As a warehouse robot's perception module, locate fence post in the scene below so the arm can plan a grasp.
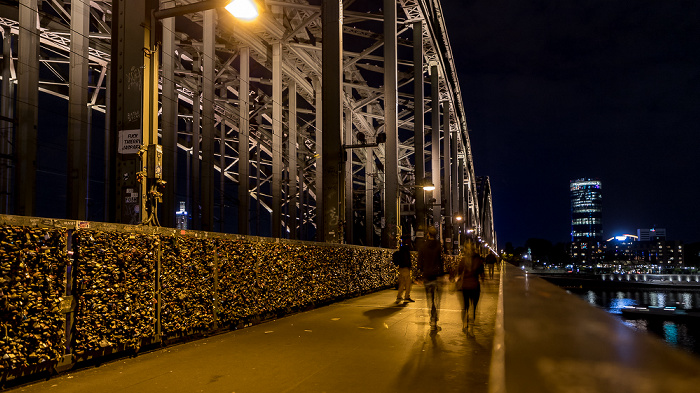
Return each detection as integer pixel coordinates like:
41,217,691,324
213,240,219,329
155,234,162,342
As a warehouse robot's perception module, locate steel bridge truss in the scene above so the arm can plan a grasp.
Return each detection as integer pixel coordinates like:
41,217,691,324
0,0,495,249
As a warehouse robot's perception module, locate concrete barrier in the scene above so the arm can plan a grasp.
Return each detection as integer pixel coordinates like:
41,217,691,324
492,264,700,393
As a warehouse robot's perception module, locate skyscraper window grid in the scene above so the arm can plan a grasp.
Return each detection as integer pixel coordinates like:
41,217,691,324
570,179,603,242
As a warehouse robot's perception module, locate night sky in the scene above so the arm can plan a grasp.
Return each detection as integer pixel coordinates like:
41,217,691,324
439,0,700,248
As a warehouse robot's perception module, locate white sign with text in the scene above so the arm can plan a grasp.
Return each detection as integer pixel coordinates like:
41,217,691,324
118,129,142,154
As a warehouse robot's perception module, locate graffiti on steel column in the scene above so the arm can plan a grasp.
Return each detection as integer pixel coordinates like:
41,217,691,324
127,111,140,123
126,66,142,91
329,207,339,228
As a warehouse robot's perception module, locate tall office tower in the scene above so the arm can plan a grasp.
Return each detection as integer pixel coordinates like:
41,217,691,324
570,178,603,242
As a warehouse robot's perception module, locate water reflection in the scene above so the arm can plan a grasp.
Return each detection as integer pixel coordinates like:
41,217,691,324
575,288,700,356
664,322,678,346
608,294,636,314
683,293,693,309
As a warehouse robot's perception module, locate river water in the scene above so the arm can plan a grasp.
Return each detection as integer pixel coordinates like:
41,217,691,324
568,288,700,356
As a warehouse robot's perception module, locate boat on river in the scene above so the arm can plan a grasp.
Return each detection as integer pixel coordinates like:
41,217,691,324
620,306,700,321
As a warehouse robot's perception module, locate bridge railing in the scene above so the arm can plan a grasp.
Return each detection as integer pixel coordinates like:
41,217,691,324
492,263,700,393
600,273,700,283
0,214,397,382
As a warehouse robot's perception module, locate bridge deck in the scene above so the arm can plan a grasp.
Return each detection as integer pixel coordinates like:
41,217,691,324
13,273,501,393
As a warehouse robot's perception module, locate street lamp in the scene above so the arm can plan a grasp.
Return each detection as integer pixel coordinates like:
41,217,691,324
225,0,259,20
154,0,259,20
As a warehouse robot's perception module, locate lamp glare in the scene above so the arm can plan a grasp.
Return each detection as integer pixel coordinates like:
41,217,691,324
225,0,259,21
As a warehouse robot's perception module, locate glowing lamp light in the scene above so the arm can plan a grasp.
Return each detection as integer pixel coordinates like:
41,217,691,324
225,0,259,21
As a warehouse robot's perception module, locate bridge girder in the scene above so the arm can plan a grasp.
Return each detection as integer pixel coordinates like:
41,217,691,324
0,0,494,248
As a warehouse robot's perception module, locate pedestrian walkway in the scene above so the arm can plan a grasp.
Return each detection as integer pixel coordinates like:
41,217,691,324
9,272,501,393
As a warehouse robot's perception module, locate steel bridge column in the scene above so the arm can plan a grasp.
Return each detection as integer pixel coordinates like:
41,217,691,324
314,76,322,241
67,0,90,219
191,54,201,230
254,122,261,235
458,156,465,241
288,80,298,239
104,64,111,222
185,119,192,223
110,0,158,224
344,99,353,244
451,128,459,248
161,17,177,228
468,177,476,231
272,42,282,238
321,1,343,243
1,28,13,214
430,65,440,230
201,10,216,232
219,85,227,232
365,145,373,247
413,21,425,241
238,47,250,235
442,102,452,251
382,0,399,249
140,1,159,225
16,0,39,216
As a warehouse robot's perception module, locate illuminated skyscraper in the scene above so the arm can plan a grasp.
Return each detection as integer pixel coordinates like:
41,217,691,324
570,178,602,242
176,201,189,230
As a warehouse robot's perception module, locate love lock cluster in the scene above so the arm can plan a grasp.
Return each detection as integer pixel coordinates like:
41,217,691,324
72,230,157,355
1,221,400,378
0,226,67,372
160,236,216,335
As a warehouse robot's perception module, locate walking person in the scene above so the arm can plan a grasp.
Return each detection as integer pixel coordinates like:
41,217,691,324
456,239,485,336
417,226,444,331
485,252,497,279
394,237,415,303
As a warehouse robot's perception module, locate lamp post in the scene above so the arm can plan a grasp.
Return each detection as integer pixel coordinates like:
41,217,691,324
140,0,258,226
422,182,435,228
454,212,464,253
411,177,434,247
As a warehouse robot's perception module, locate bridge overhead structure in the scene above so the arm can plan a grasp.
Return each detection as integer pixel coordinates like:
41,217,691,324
0,0,495,250
476,176,496,253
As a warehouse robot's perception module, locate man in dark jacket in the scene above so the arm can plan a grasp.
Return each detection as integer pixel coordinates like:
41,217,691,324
417,226,444,331
394,238,414,303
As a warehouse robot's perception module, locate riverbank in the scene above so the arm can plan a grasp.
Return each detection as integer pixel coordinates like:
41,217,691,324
533,272,700,290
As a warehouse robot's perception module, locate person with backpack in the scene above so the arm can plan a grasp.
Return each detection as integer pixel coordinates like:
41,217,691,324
393,237,414,304
417,226,444,331
485,252,497,279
